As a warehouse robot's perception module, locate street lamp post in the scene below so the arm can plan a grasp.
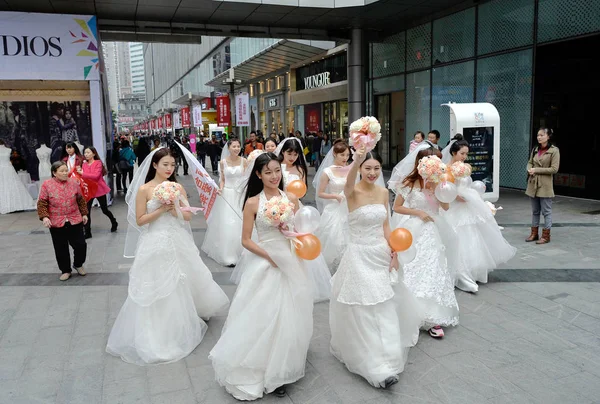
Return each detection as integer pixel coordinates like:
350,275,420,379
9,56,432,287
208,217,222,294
222,68,242,140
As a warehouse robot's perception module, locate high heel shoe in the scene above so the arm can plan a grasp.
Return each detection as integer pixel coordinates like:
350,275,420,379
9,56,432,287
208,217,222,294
111,220,119,232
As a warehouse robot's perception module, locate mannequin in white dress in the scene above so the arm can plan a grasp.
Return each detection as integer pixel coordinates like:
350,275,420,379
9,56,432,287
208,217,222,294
36,144,52,182
0,141,35,214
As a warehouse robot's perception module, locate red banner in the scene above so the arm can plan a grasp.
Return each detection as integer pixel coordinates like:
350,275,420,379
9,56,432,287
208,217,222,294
304,103,321,133
164,113,172,129
216,95,230,127
150,120,155,130
181,107,191,128
157,117,163,129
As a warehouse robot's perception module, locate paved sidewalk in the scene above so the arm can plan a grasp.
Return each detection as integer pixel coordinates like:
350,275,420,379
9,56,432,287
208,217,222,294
0,167,599,403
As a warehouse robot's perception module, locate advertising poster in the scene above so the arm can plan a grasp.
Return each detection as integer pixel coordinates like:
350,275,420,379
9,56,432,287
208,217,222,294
181,107,191,128
463,126,494,192
235,92,250,127
304,103,321,133
192,105,203,128
216,95,230,127
0,101,92,180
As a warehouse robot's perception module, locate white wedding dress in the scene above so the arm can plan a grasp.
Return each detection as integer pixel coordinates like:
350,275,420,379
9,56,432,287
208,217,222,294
394,186,459,329
0,146,35,214
330,204,422,387
201,159,244,266
315,167,349,272
210,190,313,401
106,199,230,366
445,184,517,292
282,165,332,302
36,145,52,182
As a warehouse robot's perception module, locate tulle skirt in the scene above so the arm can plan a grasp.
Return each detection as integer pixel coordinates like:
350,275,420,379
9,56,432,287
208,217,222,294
106,225,230,366
316,199,349,272
210,235,313,401
330,241,421,387
399,221,459,329
201,186,243,266
444,189,517,292
0,165,35,214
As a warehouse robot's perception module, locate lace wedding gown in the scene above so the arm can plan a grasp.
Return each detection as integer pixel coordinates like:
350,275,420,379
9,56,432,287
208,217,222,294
282,165,332,302
0,146,35,214
201,159,244,266
330,204,422,387
394,186,459,329
315,167,349,271
210,190,313,401
445,184,516,292
106,199,230,365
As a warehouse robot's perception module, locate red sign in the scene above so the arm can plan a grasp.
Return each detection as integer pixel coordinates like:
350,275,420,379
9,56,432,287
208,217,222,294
304,103,321,133
181,107,191,128
150,120,155,130
216,95,230,127
165,113,172,129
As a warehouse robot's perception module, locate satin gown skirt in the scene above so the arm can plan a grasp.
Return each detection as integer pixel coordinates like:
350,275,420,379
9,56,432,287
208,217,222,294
201,186,244,266
106,203,230,366
0,163,35,214
316,198,349,273
210,235,314,401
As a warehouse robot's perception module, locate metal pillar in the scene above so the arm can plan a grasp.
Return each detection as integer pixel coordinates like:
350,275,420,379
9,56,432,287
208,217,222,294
348,28,366,123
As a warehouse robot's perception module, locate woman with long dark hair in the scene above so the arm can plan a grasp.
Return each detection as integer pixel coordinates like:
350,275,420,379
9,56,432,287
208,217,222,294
330,146,421,388
274,137,332,302
78,146,118,238
441,135,516,292
107,147,229,365
61,142,84,175
210,152,313,400
275,137,308,186
389,143,459,338
201,138,247,266
525,127,560,244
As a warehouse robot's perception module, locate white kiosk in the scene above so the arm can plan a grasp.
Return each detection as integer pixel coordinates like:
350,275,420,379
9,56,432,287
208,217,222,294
442,102,500,202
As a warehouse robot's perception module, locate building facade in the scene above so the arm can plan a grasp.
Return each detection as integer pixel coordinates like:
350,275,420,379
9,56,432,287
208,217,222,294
129,43,145,95
367,0,600,199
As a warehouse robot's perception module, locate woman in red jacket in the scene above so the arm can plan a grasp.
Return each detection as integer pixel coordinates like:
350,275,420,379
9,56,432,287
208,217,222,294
77,146,118,238
61,143,84,175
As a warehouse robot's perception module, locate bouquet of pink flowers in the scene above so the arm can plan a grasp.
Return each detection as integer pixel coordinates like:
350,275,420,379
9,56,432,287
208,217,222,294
417,155,446,183
263,196,295,227
247,149,265,164
153,181,183,205
450,161,472,179
349,116,382,152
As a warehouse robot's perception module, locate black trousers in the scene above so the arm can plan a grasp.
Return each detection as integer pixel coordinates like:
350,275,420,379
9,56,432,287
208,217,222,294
114,164,122,190
210,155,219,172
85,195,116,235
197,153,206,167
182,157,189,175
121,167,134,190
49,222,87,274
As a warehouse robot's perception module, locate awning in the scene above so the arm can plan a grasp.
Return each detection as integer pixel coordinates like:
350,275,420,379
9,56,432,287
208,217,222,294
205,39,328,89
171,92,211,106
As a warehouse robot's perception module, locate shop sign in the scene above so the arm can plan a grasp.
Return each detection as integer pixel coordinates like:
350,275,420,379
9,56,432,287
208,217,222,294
216,95,230,127
181,107,191,128
192,105,203,127
0,12,99,80
303,72,331,90
173,112,182,129
236,92,250,127
268,98,278,108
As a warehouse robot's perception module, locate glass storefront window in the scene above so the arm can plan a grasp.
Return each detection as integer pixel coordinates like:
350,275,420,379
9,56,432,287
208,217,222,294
405,70,431,148
538,0,600,43
339,101,348,137
249,84,255,97
407,23,432,71
372,31,406,78
433,8,475,64
477,0,534,56
287,108,295,135
431,61,475,145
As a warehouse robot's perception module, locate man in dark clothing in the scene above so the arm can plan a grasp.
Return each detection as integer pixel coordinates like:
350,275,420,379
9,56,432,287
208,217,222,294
181,137,191,175
208,135,222,174
312,131,323,170
196,135,208,168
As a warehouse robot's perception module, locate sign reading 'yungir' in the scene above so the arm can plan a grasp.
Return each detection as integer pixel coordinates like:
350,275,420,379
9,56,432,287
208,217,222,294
303,72,331,90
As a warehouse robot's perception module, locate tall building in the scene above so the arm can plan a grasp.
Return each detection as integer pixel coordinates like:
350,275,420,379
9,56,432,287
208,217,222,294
129,42,145,95
101,42,119,112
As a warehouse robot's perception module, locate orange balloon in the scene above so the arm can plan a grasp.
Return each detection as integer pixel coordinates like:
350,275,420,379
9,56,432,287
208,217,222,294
390,228,413,252
295,234,321,260
287,180,307,198
441,172,455,183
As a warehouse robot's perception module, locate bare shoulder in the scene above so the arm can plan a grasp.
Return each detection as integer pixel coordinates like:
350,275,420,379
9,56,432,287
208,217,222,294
244,195,259,212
